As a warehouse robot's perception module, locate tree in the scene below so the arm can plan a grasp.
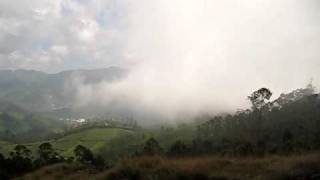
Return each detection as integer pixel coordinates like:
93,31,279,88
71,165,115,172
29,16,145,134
0,152,9,179
142,137,162,155
92,155,105,170
8,145,32,175
38,143,54,161
74,145,94,164
36,142,62,166
10,145,31,158
248,88,272,110
167,140,188,156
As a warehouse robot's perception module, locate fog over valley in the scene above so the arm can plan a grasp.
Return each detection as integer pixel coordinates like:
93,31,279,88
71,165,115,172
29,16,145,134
1,0,320,124
1,1,320,179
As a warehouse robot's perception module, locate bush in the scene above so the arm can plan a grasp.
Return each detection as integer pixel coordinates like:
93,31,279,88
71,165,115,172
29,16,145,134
142,137,163,155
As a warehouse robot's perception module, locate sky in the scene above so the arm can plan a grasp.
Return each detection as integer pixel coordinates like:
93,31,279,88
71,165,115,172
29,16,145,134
1,0,320,122
0,0,128,72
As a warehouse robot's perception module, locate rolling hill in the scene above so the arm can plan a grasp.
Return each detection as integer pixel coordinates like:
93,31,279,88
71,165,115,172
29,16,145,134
0,67,127,117
0,127,137,161
0,101,66,142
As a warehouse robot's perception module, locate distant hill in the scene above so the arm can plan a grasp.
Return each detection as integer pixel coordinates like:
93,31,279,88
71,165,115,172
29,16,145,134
0,67,128,142
0,100,66,142
0,67,128,117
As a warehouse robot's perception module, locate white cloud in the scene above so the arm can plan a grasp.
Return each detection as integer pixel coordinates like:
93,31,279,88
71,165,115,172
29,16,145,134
74,0,320,123
0,0,125,72
51,45,69,56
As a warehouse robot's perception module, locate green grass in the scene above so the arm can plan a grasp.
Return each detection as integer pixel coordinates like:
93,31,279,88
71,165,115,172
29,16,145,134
0,127,134,158
0,140,13,156
7,111,24,120
0,124,196,162
52,128,133,156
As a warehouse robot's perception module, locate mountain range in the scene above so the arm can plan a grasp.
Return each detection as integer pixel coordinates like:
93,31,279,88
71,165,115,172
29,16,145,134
0,67,127,118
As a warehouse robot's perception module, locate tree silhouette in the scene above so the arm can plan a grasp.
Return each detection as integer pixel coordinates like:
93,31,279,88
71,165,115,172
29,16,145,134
35,142,62,166
0,152,9,179
248,88,272,110
10,145,31,158
143,137,162,155
167,140,188,156
74,145,94,164
38,143,54,161
8,145,32,175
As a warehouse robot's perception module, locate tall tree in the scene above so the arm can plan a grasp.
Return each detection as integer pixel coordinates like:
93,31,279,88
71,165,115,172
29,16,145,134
8,145,32,175
248,88,272,110
74,145,94,164
35,142,62,166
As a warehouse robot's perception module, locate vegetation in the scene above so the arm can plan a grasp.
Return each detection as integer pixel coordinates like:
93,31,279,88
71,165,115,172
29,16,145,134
0,143,105,179
1,84,320,179
0,101,65,143
142,137,163,156
0,68,127,117
0,128,135,159
193,85,320,156
17,153,320,180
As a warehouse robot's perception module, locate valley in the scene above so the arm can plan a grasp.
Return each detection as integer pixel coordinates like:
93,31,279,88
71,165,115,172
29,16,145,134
0,69,319,179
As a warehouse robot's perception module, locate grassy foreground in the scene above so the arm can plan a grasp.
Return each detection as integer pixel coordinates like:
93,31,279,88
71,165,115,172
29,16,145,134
17,152,320,180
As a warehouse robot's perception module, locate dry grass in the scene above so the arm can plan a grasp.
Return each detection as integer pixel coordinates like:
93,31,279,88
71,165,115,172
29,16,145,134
100,153,320,180
15,163,97,180
17,153,320,180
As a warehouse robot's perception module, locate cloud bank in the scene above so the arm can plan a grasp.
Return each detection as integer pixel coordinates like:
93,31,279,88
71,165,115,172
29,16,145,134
1,0,320,123
0,0,128,72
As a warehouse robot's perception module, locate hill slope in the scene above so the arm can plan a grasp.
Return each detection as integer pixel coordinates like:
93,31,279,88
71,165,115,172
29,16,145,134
0,67,127,117
0,127,135,160
0,100,66,142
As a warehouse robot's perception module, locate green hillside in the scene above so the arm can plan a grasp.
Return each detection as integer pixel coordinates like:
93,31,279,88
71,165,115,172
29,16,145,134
0,140,13,155
0,110,65,142
0,128,136,160
53,128,133,156
0,123,198,162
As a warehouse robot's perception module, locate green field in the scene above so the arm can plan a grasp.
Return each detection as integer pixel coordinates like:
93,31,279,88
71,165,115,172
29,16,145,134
0,127,135,158
0,124,197,163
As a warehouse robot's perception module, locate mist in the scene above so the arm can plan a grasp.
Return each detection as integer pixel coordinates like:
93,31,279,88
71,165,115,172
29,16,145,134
68,0,320,124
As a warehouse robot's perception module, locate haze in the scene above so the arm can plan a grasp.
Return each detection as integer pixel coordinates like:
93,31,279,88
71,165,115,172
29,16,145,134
1,0,320,123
